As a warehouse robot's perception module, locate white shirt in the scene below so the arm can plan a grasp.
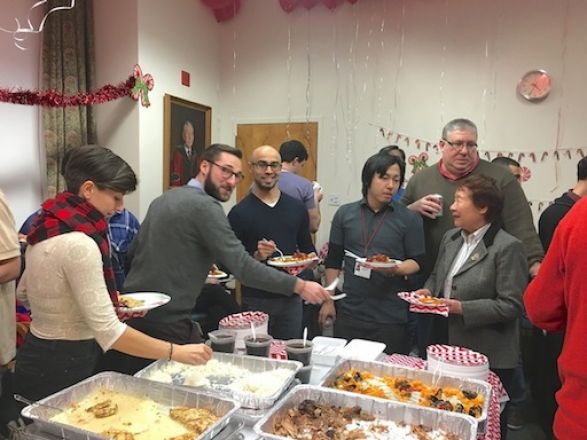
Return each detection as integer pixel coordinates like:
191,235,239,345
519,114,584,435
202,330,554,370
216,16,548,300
17,232,126,350
443,223,492,299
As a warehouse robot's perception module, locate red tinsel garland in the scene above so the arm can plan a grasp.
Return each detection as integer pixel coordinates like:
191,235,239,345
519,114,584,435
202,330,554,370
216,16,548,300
0,77,136,107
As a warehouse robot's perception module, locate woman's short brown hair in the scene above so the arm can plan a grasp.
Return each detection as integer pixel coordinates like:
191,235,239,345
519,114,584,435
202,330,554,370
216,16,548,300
457,174,503,223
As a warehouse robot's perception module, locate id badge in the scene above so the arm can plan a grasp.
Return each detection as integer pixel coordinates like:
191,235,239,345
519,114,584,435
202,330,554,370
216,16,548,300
354,261,371,279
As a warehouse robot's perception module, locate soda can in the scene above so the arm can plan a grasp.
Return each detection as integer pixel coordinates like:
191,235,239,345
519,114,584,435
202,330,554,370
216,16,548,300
430,193,443,217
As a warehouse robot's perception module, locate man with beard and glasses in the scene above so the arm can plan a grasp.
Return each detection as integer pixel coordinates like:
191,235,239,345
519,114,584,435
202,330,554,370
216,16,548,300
109,144,331,374
228,146,317,340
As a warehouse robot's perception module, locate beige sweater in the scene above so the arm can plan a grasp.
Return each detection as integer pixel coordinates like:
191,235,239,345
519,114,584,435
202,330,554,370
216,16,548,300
18,232,126,351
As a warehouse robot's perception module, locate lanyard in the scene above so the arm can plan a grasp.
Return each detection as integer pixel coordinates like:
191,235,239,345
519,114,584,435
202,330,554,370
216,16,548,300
360,205,388,256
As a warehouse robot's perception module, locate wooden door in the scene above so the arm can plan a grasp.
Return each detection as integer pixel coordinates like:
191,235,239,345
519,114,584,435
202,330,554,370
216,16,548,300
235,122,318,202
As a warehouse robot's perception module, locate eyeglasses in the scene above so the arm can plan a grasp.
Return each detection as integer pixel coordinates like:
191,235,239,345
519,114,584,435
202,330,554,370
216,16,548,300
442,139,478,150
208,161,244,182
251,161,281,171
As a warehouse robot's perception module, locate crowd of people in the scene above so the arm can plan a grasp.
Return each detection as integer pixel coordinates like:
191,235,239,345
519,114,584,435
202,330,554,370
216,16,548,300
1,117,585,440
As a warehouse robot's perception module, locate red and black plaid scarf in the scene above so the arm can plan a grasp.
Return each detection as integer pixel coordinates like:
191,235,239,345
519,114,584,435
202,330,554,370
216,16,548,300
27,192,119,306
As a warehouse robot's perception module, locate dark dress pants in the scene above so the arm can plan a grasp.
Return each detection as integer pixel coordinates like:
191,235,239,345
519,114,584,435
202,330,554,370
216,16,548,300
241,294,303,341
333,313,409,355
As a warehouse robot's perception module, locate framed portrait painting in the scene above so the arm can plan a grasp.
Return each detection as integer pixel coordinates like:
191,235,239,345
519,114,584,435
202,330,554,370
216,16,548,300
163,94,211,190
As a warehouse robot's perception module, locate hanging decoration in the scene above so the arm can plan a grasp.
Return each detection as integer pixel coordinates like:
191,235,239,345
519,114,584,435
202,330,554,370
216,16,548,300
0,65,154,108
371,123,587,164
407,152,429,175
0,0,77,50
130,65,154,107
279,0,359,14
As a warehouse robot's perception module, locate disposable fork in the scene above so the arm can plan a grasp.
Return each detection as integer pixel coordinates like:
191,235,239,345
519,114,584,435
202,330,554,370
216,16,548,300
263,238,284,258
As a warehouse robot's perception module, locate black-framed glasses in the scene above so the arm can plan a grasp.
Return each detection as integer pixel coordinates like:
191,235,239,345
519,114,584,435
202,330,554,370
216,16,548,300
251,161,281,171
209,161,244,182
442,139,478,150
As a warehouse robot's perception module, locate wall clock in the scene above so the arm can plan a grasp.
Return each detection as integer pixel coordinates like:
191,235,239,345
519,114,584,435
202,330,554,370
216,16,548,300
517,69,552,101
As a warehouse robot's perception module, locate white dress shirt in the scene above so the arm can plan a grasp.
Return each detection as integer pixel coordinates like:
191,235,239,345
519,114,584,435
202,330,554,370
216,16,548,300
443,223,492,299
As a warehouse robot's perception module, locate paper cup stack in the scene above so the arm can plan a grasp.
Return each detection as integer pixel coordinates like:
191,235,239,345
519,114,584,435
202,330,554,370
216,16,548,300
218,311,269,350
426,344,489,381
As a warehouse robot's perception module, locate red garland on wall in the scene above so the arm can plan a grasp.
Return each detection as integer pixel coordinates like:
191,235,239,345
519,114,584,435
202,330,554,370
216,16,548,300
200,0,359,22
0,65,154,108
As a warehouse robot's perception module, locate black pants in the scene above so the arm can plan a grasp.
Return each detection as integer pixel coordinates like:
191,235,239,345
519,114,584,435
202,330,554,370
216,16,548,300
529,327,563,440
241,295,303,341
334,313,409,355
98,317,202,375
492,368,515,440
13,333,101,402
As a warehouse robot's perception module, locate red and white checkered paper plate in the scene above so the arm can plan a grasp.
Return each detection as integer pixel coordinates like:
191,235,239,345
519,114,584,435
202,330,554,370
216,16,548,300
219,311,269,350
219,311,268,329
427,344,489,366
383,353,507,440
397,291,449,317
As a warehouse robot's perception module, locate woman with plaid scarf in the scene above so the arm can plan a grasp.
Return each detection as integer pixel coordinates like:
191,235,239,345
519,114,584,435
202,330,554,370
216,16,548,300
13,145,212,403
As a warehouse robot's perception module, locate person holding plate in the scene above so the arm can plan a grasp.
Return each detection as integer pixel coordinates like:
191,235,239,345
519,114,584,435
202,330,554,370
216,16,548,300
228,145,316,340
13,145,213,403
415,174,527,439
319,153,425,354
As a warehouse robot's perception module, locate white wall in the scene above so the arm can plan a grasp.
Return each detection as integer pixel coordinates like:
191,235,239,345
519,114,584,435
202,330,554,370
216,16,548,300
135,0,222,217
0,1,43,226
94,0,140,215
217,0,587,245
3,0,586,239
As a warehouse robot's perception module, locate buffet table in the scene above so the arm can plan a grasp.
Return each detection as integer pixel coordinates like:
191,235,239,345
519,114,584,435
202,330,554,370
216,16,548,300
20,350,507,440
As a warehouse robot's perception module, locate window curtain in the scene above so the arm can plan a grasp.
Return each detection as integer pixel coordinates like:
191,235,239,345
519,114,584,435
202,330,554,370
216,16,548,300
42,0,96,198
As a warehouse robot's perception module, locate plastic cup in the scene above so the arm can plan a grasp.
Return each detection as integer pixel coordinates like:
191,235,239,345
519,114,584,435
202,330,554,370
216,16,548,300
285,339,313,366
295,365,312,384
208,330,236,353
244,334,273,357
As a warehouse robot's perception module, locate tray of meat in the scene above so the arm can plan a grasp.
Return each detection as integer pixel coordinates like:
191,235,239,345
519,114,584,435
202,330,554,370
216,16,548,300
254,385,477,440
319,359,491,434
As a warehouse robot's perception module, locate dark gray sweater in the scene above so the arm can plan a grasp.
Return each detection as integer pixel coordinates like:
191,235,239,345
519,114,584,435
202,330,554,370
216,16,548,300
123,186,296,323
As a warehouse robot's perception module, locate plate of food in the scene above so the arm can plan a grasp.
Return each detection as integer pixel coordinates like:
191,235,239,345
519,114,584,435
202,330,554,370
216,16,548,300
208,264,228,279
118,292,171,313
267,252,319,268
356,254,402,268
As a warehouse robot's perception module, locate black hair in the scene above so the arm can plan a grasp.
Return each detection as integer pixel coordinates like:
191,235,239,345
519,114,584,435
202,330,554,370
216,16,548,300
361,153,405,198
279,140,309,163
379,145,406,163
64,145,137,195
491,156,521,168
577,156,587,181
457,174,503,223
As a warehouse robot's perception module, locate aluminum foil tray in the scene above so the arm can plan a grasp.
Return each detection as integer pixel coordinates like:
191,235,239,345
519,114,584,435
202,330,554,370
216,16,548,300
254,385,477,440
319,359,491,434
135,352,302,410
20,371,239,440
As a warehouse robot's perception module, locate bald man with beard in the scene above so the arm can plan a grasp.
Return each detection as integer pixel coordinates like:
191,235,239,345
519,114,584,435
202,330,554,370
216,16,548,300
228,146,317,339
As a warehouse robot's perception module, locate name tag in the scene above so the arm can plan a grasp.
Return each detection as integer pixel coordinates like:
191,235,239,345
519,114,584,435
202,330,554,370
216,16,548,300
354,261,371,279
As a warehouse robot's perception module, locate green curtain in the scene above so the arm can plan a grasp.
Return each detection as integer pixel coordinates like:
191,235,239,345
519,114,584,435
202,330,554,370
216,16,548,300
42,0,96,198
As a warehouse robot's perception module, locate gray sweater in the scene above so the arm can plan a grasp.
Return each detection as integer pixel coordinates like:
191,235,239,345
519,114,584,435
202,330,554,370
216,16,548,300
123,187,296,323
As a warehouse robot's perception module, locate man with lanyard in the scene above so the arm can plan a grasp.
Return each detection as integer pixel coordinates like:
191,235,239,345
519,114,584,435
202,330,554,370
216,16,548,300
318,153,425,354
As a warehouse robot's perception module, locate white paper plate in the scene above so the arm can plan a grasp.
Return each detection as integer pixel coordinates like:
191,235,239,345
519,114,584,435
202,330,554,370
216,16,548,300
356,257,402,268
118,292,171,313
267,256,319,268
